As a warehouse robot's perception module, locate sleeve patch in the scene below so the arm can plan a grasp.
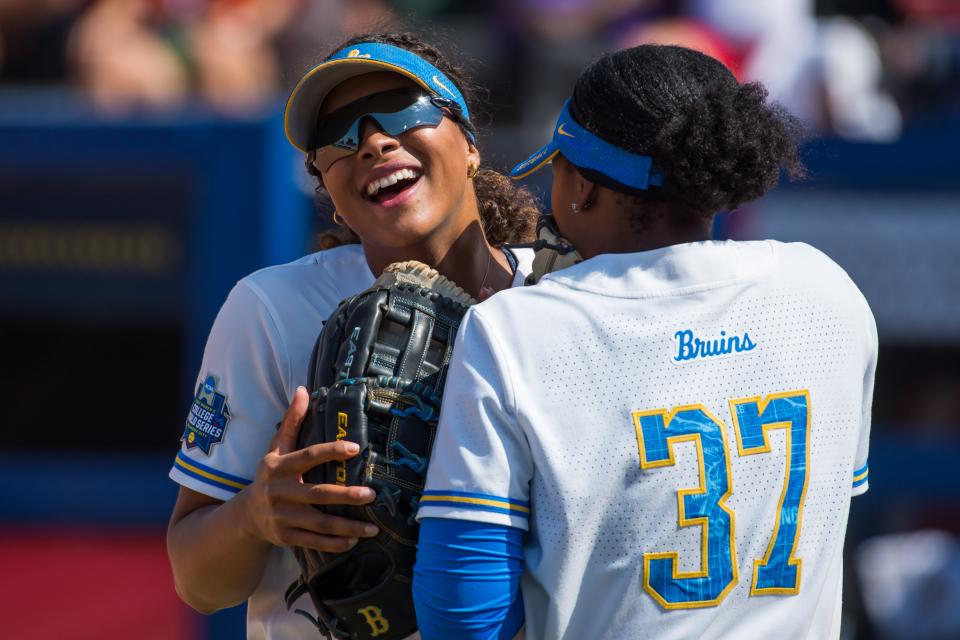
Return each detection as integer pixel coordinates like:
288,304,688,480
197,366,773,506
182,373,232,455
420,490,530,518
173,451,251,494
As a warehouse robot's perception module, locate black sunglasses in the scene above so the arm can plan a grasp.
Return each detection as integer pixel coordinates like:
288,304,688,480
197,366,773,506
310,88,473,172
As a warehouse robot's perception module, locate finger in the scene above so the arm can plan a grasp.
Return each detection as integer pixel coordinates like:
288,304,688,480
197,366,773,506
269,386,310,455
297,483,376,506
267,477,374,506
309,512,379,539
280,509,379,539
280,528,361,553
279,440,361,475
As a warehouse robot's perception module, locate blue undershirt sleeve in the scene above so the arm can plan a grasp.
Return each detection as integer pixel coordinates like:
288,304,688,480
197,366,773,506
413,518,525,640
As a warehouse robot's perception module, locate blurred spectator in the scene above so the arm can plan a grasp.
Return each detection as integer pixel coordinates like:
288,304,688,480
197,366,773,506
68,0,189,113
186,0,294,115
5,0,958,134
68,0,299,115
877,5,960,119
820,16,902,140
857,530,960,640
616,18,745,78
676,0,914,140
4,0,396,115
685,0,825,130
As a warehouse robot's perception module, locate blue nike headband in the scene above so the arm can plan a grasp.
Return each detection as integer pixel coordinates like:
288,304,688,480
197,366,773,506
510,100,664,191
285,42,474,153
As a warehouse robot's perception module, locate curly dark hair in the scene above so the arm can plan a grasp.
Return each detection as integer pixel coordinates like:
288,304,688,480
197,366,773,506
306,31,539,249
569,45,805,230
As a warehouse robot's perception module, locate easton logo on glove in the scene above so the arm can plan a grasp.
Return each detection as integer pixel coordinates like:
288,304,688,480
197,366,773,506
337,327,362,382
286,261,476,640
335,411,349,485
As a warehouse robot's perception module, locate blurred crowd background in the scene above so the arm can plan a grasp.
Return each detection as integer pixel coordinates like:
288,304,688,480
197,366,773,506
3,0,959,135
1,1,958,639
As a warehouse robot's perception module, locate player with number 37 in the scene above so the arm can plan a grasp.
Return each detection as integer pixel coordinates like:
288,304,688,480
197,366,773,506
412,45,876,640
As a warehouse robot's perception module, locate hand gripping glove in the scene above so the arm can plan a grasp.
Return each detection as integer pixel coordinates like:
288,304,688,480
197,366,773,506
286,260,476,639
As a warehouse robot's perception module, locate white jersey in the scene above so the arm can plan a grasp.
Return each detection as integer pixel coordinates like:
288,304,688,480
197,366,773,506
169,243,534,640
420,240,876,640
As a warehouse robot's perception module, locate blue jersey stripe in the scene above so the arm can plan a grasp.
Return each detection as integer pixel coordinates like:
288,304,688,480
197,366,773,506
852,462,869,488
176,452,251,485
173,452,252,494
174,462,244,494
853,464,870,489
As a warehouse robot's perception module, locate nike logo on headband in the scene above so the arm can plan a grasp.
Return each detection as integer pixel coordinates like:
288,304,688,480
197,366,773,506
432,75,452,95
557,124,575,138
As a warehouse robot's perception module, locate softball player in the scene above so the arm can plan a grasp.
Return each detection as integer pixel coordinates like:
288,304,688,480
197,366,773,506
414,45,876,639
166,33,540,638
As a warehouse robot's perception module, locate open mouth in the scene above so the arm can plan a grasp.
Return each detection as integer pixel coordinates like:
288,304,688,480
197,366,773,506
364,168,422,204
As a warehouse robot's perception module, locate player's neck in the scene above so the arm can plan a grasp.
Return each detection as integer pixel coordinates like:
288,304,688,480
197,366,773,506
363,218,511,298
574,208,713,260
434,220,512,298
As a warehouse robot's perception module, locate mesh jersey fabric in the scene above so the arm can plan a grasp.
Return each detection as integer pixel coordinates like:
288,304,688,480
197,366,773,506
419,240,876,640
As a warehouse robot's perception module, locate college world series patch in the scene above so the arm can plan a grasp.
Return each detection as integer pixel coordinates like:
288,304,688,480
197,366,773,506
182,374,231,455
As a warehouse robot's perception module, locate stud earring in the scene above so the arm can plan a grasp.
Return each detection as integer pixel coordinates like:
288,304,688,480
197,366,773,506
572,200,593,213
467,164,479,179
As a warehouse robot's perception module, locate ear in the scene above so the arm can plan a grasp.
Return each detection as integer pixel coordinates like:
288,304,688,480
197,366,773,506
573,172,598,212
465,137,480,172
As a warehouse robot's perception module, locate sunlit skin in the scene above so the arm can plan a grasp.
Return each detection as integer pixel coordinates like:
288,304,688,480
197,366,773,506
316,71,513,297
550,153,711,258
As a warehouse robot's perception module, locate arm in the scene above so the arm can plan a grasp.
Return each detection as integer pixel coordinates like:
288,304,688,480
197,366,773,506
414,518,525,640
167,487,266,613
167,387,379,613
413,307,534,635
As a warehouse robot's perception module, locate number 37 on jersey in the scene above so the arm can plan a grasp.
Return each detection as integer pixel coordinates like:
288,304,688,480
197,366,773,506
633,390,810,609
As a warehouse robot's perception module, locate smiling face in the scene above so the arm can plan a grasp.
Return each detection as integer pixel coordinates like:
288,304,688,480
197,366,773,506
315,71,481,253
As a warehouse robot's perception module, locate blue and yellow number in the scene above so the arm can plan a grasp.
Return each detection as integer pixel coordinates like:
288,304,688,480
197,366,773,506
633,405,738,608
730,390,811,594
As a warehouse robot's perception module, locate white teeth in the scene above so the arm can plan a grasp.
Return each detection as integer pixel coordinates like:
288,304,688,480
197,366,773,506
365,169,420,198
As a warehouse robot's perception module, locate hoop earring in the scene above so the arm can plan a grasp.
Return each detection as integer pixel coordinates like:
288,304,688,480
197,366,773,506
332,210,344,225
467,164,479,179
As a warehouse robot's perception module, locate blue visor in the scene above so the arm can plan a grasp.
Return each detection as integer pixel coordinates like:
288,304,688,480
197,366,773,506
285,42,473,153
510,100,664,191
